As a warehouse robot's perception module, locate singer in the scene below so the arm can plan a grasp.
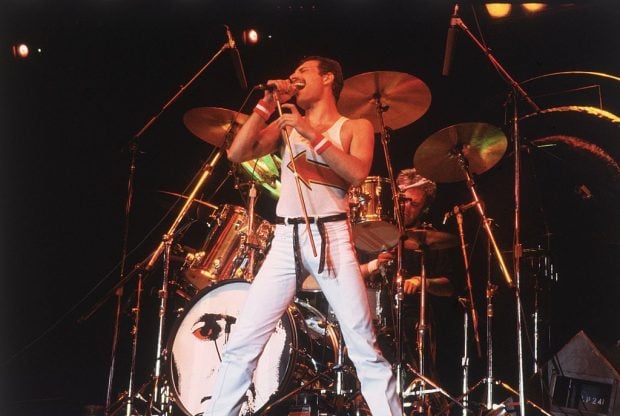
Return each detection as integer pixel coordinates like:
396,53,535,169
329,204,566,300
201,56,401,416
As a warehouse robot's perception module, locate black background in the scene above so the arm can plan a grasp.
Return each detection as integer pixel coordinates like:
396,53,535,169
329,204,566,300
1,1,619,415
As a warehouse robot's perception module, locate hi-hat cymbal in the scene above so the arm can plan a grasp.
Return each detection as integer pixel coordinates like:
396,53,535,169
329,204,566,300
183,107,248,147
337,71,431,132
157,190,218,210
413,122,508,183
404,228,458,251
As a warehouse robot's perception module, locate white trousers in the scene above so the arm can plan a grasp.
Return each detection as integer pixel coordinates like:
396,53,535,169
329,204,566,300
202,220,401,416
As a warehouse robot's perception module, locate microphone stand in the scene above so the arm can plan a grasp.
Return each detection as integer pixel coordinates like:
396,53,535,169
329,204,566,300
450,9,541,416
95,36,236,416
272,91,317,256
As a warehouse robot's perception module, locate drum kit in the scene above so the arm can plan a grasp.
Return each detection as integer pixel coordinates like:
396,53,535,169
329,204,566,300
124,67,517,416
91,14,618,415
92,60,531,416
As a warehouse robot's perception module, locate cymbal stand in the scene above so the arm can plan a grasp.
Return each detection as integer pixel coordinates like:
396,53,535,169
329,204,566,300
90,32,237,416
272,91,317,257
451,203,482,414
450,8,541,416
371,93,406,414
454,205,482,358
144,147,227,415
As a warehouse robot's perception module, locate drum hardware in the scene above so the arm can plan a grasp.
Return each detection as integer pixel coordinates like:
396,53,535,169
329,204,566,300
397,235,463,416
441,9,546,415
260,312,365,416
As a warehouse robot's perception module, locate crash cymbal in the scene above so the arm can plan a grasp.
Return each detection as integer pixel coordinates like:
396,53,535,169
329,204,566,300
413,122,507,183
337,71,431,132
183,107,248,147
404,228,458,251
239,154,282,199
157,191,218,210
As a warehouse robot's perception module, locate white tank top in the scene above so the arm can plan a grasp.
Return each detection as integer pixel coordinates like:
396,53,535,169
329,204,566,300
276,116,350,217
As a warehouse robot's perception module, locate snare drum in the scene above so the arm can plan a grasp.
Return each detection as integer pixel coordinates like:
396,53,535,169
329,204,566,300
182,204,273,290
349,176,399,253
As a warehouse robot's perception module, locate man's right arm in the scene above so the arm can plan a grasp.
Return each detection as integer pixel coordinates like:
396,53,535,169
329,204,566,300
228,80,296,163
227,110,281,163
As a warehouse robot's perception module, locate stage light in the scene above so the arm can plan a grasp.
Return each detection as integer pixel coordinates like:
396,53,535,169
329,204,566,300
485,3,512,18
522,3,547,13
242,29,259,45
12,43,29,59
485,2,550,18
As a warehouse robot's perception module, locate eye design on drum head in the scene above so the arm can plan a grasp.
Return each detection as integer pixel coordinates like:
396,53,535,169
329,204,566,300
191,313,230,341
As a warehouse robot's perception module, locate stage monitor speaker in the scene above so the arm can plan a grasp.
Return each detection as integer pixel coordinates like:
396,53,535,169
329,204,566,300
546,330,620,416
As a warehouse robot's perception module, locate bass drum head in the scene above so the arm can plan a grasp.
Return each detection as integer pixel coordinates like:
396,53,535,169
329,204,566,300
167,279,296,416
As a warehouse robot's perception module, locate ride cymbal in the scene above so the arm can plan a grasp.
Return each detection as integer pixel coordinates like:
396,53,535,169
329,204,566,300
337,71,431,132
183,107,248,148
413,122,507,183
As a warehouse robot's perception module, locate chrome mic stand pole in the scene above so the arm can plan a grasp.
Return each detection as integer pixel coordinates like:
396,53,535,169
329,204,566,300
272,91,317,256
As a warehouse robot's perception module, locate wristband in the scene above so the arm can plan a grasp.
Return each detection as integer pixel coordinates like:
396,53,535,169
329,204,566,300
312,132,332,155
253,99,275,121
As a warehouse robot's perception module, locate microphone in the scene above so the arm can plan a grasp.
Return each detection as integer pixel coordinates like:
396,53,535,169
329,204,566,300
442,200,478,224
225,25,248,90
442,4,459,76
255,79,306,92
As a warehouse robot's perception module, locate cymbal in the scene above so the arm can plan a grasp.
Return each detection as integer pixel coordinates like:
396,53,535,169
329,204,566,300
157,190,218,210
337,71,431,132
404,228,458,251
239,154,282,199
183,107,248,147
413,122,507,183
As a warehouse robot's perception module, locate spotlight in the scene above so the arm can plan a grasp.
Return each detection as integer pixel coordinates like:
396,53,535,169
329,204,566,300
12,43,30,59
522,3,547,13
242,29,259,45
485,3,512,18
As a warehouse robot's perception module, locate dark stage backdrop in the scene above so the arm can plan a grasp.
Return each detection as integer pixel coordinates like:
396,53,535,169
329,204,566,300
1,1,619,415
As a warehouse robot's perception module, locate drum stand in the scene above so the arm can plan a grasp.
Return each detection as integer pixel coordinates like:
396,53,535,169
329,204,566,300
260,318,366,416
400,243,466,415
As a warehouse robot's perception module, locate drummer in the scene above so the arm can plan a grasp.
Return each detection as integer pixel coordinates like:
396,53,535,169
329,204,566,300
359,168,463,392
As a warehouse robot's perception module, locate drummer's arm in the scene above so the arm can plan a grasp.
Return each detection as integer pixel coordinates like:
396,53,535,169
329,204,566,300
403,276,454,297
360,251,393,279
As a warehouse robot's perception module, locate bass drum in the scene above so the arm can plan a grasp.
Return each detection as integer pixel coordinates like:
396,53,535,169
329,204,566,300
167,279,338,416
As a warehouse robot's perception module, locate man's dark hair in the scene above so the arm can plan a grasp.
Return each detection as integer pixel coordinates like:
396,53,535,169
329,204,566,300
299,56,344,101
